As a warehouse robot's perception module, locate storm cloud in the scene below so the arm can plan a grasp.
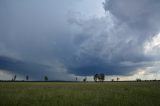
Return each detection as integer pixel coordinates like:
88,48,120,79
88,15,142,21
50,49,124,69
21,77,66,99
0,0,160,80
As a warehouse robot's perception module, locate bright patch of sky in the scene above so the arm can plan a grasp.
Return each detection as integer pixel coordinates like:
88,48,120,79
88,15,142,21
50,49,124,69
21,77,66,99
144,32,160,55
71,0,105,18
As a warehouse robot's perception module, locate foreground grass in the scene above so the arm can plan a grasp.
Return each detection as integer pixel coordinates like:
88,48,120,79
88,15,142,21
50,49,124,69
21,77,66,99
0,82,160,106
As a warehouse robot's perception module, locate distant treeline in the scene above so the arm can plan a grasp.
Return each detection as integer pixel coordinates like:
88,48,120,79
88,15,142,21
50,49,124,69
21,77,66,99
0,80,160,82
0,74,159,82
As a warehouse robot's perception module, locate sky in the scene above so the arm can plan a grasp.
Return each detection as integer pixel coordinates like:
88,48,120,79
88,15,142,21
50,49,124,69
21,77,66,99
0,0,160,81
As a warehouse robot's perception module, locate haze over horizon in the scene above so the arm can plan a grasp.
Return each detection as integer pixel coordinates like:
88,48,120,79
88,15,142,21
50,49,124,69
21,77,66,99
0,0,160,81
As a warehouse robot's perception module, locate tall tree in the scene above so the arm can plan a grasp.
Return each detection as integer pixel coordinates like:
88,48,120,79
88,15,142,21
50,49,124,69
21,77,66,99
13,75,16,81
94,74,98,82
83,77,87,82
99,73,105,82
117,77,120,81
94,74,105,82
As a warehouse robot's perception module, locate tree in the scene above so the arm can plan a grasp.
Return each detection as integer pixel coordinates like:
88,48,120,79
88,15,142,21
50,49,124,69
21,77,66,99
117,77,120,81
136,78,141,82
83,77,87,82
26,75,29,81
111,79,114,82
44,76,48,81
94,74,99,82
13,75,16,81
99,73,105,82
94,73,105,82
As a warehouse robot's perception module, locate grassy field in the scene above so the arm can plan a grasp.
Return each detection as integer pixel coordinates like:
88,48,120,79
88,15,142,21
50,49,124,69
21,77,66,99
0,82,160,106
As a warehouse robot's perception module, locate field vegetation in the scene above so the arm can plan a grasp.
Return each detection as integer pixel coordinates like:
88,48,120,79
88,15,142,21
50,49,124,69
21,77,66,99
0,82,160,106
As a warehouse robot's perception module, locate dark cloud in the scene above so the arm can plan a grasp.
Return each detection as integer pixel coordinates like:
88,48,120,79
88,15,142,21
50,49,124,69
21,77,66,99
0,0,160,79
0,56,50,79
0,56,74,80
103,0,160,33
66,0,160,75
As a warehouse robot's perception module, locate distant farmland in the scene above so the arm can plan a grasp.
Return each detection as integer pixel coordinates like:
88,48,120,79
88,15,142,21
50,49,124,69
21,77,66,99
0,82,160,106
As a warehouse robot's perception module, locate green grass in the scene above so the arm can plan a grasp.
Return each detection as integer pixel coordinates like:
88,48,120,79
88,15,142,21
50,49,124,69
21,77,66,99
0,82,160,106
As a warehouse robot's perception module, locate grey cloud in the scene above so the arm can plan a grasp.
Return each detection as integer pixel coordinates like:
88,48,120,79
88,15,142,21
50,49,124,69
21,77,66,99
103,0,160,32
0,56,74,80
65,0,160,75
0,0,160,79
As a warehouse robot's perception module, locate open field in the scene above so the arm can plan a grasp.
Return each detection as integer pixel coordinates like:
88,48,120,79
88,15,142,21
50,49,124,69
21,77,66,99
0,82,160,106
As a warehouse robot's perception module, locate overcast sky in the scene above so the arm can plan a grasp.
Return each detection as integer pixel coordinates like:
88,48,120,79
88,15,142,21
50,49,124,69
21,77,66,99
0,0,160,81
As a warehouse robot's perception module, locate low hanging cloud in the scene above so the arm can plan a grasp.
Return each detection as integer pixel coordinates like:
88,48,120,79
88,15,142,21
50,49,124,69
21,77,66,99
0,0,160,79
66,0,160,75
